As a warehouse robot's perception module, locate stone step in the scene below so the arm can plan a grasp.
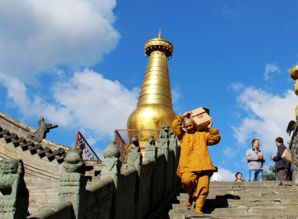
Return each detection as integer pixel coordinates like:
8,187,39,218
172,200,298,211
170,206,298,218
208,188,297,192
185,214,298,219
169,182,298,219
209,185,296,189
178,192,298,199
178,192,298,201
170,192,298,218
211,206,298,215
210,181,288,186
209,186,298,192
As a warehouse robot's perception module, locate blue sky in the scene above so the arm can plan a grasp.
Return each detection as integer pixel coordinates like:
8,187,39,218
1,0,298,180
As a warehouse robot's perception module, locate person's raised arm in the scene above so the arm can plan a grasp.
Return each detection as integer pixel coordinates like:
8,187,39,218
171,115,185,139
206,128,221,145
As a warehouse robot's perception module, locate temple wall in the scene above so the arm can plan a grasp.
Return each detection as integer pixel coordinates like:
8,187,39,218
0,138,62,180
27,202,74,219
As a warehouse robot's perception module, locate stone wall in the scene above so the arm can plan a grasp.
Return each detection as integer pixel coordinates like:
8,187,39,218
85,176,114,219
0,126,180,219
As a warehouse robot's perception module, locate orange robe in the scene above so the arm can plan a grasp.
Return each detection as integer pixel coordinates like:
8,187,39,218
171,115,221,212
172,115,221,177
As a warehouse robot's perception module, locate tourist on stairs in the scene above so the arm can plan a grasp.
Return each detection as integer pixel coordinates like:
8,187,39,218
235,172,245,182
246,138,265,181
270,137,291,185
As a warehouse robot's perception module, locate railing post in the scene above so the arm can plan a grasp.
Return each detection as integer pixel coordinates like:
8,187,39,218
59,147,86,219
0,159,29,219
143,136,157,163
126,136,142,172
100,142,123,219
169,131,180,188
100,142,122,185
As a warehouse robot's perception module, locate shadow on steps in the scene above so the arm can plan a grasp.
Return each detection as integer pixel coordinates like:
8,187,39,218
203,194,240,214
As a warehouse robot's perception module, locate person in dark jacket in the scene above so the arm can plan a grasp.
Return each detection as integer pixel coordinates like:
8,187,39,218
270,137,291,183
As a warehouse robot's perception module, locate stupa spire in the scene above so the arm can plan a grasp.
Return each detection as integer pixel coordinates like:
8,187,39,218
127,34,176,143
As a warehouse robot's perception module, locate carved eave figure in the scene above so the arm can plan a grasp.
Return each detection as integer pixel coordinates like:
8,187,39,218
28,116,58,143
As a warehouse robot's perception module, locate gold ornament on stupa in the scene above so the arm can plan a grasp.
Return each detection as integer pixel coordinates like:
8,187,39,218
127,33,176,143
290,65,298,96
290,65,298,117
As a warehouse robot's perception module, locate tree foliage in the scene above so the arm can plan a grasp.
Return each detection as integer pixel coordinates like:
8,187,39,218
263,165,277,181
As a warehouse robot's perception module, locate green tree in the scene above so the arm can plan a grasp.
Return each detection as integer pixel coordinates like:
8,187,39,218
263,165,277,181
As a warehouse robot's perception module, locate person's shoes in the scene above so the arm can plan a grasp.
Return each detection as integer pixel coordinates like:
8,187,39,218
194,208,203,215
194,196,206,214
194,210,203,215
282,181,292,186
194,204,203,215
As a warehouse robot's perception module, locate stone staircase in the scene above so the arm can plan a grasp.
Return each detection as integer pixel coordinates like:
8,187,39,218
168,181,298,219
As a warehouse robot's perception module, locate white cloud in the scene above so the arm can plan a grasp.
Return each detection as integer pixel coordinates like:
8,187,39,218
211,167,235,181
229,83,244,92
264,63,280,81
0,0,119,80
0,73,30,110
223,147,236,158
52,69,138,137
217,4,244,21
172,85,181,106
232,86,297,154
0,69,138,140
0,72,72,124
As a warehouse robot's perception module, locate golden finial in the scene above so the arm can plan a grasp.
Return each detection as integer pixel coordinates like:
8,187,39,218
158,29,162,39
144,32,173,57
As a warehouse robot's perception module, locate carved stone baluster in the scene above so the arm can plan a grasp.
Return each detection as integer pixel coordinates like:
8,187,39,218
157,125,170,157
143,136,157,163
100,142,122,187
59,147,86,219
0,159,29,219
126,136,142,172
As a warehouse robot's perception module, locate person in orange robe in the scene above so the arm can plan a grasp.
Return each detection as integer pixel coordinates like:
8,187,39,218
172,112,221,214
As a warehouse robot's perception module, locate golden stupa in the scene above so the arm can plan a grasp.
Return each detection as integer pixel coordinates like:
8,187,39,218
127,33,176,143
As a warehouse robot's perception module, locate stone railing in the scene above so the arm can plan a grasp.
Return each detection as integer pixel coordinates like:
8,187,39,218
1,126,180,219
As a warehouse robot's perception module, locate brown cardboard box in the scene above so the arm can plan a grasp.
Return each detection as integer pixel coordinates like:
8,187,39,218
190,107,212,130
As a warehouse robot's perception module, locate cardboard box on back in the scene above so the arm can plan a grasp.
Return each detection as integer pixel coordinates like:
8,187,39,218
190,107,212,130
